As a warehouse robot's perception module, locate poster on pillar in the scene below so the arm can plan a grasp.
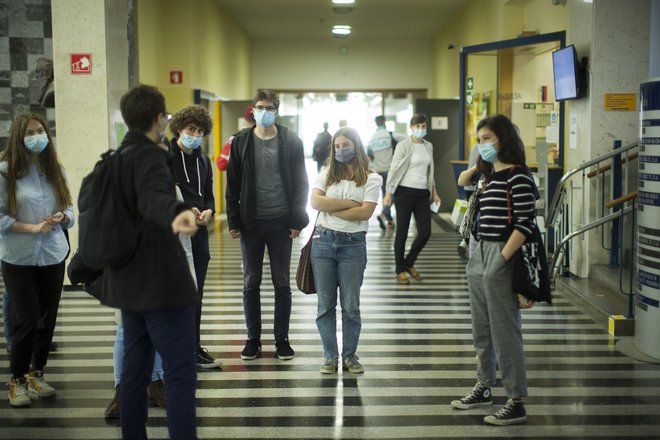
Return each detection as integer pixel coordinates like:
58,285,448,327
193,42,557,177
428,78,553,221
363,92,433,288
636,78,660,361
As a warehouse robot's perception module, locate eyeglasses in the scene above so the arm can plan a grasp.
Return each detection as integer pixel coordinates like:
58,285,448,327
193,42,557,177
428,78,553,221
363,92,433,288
253,105,277,112
163,112,173,122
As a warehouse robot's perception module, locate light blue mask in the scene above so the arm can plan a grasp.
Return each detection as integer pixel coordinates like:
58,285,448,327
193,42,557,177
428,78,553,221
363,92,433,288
477,143,498,163
181,133,202,149
335,148,356,164
413,129,427,139
24,134,49,154
254,109,276,127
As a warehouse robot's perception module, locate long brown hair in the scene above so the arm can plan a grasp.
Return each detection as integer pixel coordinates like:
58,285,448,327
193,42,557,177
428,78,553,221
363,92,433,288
0,113,72,216
324,127,371,187
476,114,527,179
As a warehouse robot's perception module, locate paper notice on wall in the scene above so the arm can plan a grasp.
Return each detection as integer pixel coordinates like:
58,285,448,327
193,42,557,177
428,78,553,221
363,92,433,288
569,110,577,150
546,125,559,144
431,116,448,130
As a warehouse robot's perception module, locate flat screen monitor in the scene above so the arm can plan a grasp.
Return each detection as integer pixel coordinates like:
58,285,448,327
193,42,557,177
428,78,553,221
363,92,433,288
552,45,580,101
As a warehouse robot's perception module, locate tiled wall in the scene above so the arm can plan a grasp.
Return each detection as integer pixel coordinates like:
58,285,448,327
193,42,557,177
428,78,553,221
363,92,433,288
0,0,54,149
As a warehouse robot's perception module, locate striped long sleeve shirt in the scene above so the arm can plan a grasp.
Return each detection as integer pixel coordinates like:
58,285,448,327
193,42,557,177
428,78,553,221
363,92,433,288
477,166,535,242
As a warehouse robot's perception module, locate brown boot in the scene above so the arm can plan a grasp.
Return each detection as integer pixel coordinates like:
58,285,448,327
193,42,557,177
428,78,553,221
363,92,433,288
104,385,120,418
147,379,166,408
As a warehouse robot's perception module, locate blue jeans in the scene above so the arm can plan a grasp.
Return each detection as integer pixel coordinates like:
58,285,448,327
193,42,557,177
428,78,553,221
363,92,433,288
310,226,367,359
120,307,197,440
240,216,293,343
113,324,163,386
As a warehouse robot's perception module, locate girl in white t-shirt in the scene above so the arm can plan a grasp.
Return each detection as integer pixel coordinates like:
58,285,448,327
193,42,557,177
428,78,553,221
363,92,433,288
310,127,382,375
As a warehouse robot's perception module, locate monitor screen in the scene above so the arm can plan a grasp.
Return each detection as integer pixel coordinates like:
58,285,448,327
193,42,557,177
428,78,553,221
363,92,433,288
552,45,579,101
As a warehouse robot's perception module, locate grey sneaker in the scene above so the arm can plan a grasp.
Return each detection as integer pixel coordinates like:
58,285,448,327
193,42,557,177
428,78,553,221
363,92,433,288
342,354,364,374
320,358,339,374
451,383,492,409
484,398,527,426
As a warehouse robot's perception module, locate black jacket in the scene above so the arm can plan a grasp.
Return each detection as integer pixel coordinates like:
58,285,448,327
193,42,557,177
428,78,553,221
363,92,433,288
101,131,199,311
167,138,215,214
225,124,309,232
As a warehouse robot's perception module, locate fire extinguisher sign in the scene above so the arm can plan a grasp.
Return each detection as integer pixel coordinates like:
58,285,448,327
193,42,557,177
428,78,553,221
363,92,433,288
70,54,92,74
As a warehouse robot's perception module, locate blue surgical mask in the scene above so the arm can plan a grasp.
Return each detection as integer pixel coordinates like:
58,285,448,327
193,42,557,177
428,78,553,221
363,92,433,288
413,129,427,139
24,134,49,154
477,143,498,163
254,109,276,127
335,148,356,164
180,133,202,149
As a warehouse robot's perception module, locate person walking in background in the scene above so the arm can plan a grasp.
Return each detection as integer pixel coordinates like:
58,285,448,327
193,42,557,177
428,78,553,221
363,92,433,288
383,113,441,285
217,105,256,172
451,114,535,426
312,122,332,171
0,112,74,407
225,90,309,361
310,127,381,375
167,105,222,370
366,115,406,230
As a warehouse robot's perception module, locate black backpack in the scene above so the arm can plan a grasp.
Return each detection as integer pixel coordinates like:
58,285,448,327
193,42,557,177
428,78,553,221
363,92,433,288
77,147,141,270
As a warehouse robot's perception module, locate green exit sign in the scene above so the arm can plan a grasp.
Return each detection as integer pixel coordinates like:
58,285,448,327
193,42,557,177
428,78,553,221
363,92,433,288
523,103,537,110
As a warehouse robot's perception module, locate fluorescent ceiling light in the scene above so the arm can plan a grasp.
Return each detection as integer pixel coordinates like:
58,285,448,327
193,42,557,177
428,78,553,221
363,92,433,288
332,0,355,4
332,25,351,36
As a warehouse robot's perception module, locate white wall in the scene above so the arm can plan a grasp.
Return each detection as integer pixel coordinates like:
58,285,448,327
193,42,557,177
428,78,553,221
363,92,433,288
251,37,433,92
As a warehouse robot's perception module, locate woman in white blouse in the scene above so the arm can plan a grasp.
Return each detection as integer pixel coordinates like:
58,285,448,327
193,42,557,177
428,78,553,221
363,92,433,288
384,113,441,284
310,127,382,375
0,113,74,407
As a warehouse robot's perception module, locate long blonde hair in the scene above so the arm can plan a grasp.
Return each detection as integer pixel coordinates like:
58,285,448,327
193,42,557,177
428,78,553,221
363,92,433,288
0,113,72,216
324,127,371,187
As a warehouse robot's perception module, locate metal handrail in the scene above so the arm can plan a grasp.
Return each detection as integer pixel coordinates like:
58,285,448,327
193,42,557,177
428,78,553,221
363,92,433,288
550,205,634,280
547,141,638,227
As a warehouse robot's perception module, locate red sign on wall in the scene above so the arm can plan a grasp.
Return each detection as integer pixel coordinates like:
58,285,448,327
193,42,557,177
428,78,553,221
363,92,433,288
70,53,92,74
170,71,183,84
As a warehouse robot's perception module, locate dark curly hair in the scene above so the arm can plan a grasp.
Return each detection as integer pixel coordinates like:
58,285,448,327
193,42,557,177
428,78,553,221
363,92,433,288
169,105,213,137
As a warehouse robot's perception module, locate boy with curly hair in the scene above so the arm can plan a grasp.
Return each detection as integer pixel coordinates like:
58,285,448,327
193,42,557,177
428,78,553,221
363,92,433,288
167,105,221,369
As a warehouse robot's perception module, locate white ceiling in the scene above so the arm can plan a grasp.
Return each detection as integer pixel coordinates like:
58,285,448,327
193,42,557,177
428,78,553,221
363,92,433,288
215,0,469,39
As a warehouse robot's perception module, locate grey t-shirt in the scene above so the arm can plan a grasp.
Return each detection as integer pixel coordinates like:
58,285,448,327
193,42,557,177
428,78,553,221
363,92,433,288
253,135,289,220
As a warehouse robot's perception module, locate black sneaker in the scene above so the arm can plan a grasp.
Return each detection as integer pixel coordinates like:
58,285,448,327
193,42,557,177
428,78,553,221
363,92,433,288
240,340,261,360
196,346,222,369
484,398,527,426
275,340,295,360
451,383,493,409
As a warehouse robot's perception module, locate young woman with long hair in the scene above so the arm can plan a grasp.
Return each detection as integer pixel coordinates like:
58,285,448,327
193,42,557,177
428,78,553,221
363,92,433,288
0,113,74,407
451,114,535,426
310,127,382,374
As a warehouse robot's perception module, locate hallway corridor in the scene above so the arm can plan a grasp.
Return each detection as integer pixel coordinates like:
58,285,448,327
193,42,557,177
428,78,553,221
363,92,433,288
0,217,659,439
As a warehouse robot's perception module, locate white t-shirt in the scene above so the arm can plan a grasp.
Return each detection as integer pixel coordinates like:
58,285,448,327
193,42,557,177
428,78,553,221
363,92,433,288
314,169,382,233
399,143,430,190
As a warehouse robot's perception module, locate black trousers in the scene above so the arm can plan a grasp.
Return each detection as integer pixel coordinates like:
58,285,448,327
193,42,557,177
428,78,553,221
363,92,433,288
2,260,65,377
393,186,432,274
191,226,210,347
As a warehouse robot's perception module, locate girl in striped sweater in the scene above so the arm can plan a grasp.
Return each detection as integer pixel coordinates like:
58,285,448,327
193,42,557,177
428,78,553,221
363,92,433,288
452,114,535,426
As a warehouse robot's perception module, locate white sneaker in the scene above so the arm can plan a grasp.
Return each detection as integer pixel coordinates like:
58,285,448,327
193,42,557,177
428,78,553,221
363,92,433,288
26,370,56,399
8,376,31,407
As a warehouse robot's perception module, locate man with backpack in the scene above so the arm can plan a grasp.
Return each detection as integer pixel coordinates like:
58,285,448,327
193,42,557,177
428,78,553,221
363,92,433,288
90,85,200,440
366,115,406,230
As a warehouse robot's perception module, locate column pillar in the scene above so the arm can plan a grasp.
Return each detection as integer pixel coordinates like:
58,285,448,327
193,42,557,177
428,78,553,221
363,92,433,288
51,0,129,252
